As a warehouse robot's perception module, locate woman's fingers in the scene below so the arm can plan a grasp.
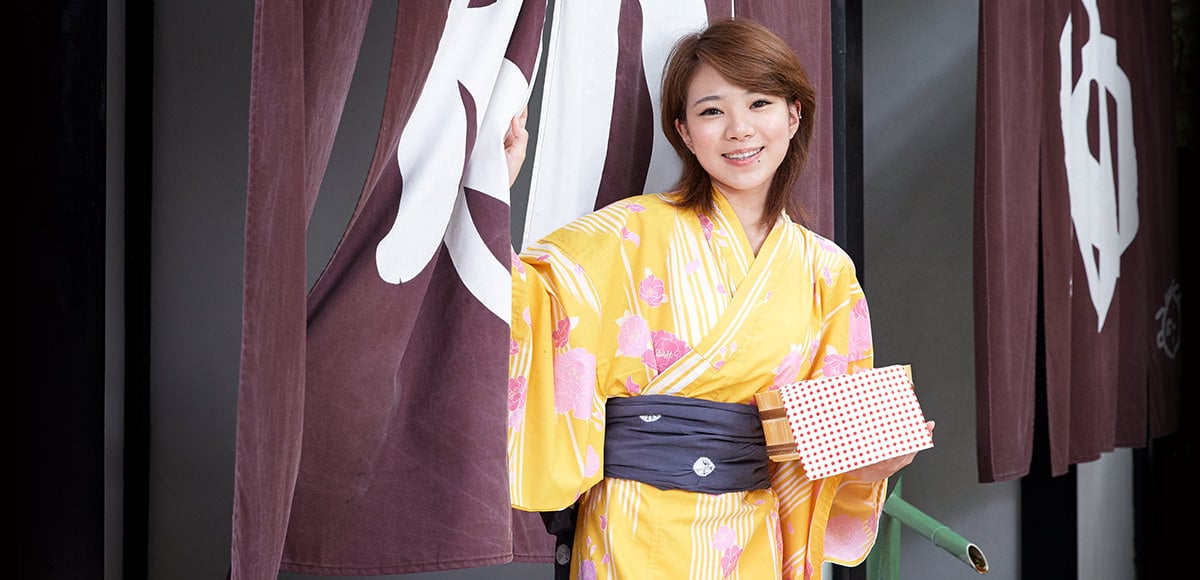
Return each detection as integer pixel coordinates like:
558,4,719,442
505,106,530,187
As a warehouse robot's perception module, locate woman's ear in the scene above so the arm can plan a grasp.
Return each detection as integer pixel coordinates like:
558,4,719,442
789,101,801,137
674,119,693,153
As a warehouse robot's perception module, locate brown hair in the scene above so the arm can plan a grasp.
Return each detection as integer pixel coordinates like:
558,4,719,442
660,18,816,225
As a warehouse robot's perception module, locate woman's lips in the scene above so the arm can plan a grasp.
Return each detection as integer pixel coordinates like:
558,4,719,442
722,147,764,165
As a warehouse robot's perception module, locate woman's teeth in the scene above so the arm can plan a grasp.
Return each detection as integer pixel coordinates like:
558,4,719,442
724,148,762,160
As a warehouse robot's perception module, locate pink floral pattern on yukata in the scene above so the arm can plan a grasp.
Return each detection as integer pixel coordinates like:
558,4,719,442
626,202,646,213
822,345,852,377
639,274,667,307
713,525,737,550
721,545,743,578
579,560,597,580
584,445,601,477
824,513,871,562
552,318,572,348
507,376,527,428
624,376,641,394
848,298,872,356
712,526,743,578
642,330,691,373
770,510,784,557
615,314,651,358
699,215,715,241
621,226,641,247
773,347,806,387
553,348,596,420
510,248,525,275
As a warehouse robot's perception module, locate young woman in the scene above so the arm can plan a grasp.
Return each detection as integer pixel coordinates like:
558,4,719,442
504,18,931,580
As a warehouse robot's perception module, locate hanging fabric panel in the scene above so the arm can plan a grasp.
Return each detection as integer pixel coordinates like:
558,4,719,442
232,1,552,578
974,0,1181,482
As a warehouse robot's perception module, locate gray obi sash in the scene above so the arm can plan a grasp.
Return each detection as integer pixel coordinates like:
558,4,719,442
604,395,770,494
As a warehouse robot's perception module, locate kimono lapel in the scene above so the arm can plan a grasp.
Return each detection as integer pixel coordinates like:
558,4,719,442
707,191,757,292
643,195,795,396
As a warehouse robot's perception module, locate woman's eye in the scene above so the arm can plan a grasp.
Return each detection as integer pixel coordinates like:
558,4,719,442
751,99,771,108
699,107,721,116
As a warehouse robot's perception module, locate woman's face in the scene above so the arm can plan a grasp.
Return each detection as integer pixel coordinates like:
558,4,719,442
674,63,800,203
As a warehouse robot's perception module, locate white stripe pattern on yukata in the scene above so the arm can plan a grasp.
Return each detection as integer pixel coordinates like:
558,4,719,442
771,462,813,520
605,477,644,539
618,242,641,324
645,223,795,396
648,218,768,393
508,338,533,502
560,203,627,238
667,212,725,347
523,242,602,317
687,491,759,579
773,462,813,573
643,350,710,396
697,223,793,361
648,258,768,393
709,204,752,279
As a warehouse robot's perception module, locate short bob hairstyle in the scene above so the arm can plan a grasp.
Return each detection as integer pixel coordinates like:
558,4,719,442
660,18,816,225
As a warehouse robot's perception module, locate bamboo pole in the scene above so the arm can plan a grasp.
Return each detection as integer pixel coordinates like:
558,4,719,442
867,479,989,577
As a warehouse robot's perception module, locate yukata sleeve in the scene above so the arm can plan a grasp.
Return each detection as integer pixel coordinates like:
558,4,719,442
507,242,608,512
770,254,887,578
811,256,887,567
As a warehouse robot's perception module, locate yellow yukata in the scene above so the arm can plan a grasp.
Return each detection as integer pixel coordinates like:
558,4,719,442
509,190,885,580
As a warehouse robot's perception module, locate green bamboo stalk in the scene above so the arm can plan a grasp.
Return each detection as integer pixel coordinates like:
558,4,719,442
880,481,989,574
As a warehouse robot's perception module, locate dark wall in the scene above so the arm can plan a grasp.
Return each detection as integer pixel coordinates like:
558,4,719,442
15,1,108,579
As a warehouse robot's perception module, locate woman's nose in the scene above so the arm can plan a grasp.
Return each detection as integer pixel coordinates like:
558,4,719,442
725,114,753,140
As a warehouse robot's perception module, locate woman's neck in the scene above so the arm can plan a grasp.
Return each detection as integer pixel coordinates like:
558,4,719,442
721,190,771,255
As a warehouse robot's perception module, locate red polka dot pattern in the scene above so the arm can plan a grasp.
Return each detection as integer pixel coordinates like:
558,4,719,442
779,364,933,479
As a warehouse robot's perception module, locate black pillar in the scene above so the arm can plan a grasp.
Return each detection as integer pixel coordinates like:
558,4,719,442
830,1,865,577
831,0,864,281
15,1,108,578
124,0,155,578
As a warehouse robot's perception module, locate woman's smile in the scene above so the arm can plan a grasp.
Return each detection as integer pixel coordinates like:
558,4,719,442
723,146,764,163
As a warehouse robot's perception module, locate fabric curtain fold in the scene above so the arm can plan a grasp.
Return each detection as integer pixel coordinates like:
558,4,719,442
231,2,375,578
232,1,553,577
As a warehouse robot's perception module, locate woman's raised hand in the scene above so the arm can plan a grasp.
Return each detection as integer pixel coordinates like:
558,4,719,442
841,421,935,483
505,106,530,188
